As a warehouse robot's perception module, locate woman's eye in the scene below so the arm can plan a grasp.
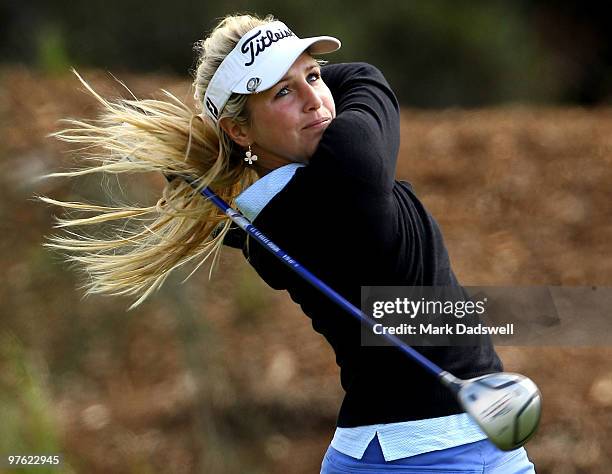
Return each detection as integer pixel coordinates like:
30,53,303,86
308,72,321,82
275,87,289,98
274,72,320,98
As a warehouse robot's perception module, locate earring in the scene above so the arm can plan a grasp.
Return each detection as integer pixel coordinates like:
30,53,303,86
244,145,258,165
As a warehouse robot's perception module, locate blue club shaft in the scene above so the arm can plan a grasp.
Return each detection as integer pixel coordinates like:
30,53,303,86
196,184,445,380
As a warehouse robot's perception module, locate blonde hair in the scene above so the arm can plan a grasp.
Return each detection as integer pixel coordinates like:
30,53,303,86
39,13,275,309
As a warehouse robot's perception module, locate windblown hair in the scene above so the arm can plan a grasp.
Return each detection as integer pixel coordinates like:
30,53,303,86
40,14,274,309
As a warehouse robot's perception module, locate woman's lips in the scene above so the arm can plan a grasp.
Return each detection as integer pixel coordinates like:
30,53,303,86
303,117,331,130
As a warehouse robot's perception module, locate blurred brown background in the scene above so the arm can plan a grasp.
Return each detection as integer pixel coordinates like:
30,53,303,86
2,67,611,474
2,1,612,473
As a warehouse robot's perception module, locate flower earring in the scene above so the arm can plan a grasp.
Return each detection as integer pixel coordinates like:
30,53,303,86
244,145,258,165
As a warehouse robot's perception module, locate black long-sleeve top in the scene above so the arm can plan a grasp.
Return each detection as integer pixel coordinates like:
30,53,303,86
223,62,503,427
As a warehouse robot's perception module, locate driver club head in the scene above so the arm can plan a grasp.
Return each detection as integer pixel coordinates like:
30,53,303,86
455,372,542,451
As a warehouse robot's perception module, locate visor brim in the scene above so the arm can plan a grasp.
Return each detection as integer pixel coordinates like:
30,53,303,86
231,36,341,95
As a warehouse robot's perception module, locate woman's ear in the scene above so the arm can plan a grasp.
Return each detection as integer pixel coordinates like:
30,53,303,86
219,117,251,147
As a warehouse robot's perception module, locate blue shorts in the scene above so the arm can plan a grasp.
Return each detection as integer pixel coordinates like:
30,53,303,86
320,435,536,473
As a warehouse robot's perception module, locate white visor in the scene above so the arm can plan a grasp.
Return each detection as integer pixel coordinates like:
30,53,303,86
203,20,341,122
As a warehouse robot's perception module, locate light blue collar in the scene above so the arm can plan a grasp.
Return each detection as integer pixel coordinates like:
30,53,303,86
235,163,306,221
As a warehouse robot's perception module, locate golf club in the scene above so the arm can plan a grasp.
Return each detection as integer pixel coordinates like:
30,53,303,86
171,174,542,451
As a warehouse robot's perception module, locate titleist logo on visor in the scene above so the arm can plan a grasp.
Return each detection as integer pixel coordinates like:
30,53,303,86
241,27,295,66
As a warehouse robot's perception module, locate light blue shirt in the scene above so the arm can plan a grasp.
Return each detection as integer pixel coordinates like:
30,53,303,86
235,163,488,461
235,163,307,221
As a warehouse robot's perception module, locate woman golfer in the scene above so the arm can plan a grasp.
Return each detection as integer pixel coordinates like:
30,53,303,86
44,13,536,473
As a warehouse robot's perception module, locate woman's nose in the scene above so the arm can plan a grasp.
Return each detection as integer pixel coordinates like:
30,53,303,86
302,84,323,112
